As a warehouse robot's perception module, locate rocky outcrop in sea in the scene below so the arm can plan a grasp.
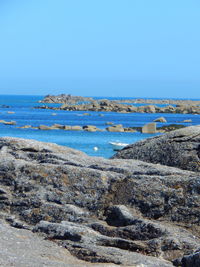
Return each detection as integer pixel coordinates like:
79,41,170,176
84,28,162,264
1,130,200,266
40,94,94,104
36,99,200,114
40,94,200,106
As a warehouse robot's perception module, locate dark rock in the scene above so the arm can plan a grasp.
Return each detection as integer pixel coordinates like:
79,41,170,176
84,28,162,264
0,120,16,125
113,125,200,172
1,136,200,265
181,251,200,267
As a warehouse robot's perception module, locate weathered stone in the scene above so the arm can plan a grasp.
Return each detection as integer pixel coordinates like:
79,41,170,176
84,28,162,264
113,125,200,172
18,125,32,129
0,219,101,267
38,125,53,130
64,125,72,130
154,117,167,123
142,122,157,133
1,136,200,265
106,125,124,132
157,124,185,133
181,251,200,267
71,126,82,131
40,94,94,104
0,120,16,125
83,125,102,132
183,119,192,123
51,124,65,129
138,105,156,113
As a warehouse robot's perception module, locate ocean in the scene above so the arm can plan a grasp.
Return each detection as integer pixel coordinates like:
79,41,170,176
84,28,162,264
0,95,199,158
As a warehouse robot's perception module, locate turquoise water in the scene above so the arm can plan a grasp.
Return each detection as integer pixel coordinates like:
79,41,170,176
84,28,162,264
0,95,199,158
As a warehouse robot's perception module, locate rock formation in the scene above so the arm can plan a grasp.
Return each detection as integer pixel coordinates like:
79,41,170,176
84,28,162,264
1,135,200,265
154,116,167,123
113,125,200,172
40,94,200,106
35,100,200,114
40,94,94,104
142,122,157,133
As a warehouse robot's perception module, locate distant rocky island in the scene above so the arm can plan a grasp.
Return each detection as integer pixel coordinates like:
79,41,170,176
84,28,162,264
37,94,200,114
39,94,93,104
1,126,200,266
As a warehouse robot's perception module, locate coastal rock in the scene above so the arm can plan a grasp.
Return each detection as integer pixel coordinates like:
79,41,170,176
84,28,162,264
157,124,185,133
2,137,200,265
113,125,200,172
180,251,200,267
106,124,124,132
38,125,53,130
40,94,94,104
40,95,200,107
51,124,65,129
83,125,102,132
183,119,192,123
0,219,94,267
35,100,200,114
138,105,156,113
0,120,16,125
154,116,167,123
71,125,82,131
124,127,137,132
142,122,157,133
18,125,32,129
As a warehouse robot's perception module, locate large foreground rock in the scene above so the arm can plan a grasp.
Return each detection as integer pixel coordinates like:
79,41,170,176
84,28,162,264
113,125,200,172
0,219,103,267
1,137,200,266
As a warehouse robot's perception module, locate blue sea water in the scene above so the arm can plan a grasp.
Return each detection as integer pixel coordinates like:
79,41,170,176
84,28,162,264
0,95,199,158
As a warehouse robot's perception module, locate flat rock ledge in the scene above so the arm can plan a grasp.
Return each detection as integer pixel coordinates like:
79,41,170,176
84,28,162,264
113,125,200,172
1,136,200,266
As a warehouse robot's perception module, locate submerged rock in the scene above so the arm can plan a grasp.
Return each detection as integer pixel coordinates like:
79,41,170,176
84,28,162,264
0,120,16,125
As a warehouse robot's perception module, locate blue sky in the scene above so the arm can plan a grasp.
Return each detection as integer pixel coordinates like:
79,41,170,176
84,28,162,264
0,0,199,98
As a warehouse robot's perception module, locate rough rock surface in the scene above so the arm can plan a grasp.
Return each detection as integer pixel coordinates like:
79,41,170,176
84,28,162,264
40,94,94,104
39,95,200,108
36,99,200,114
113,125,200,172
0,219,106,267
1,136,200,266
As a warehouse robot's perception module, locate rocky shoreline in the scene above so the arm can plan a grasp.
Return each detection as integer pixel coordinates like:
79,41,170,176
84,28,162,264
1,114,188,133
0,126,200,266
16,123,186,133
39,94,93,104
37,97,200,114
40,94,200,106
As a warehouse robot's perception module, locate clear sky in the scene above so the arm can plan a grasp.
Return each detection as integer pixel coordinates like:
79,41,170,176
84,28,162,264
0,0,199,98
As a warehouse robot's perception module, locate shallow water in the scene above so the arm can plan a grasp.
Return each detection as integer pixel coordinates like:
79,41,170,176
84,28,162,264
0,95,199,158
